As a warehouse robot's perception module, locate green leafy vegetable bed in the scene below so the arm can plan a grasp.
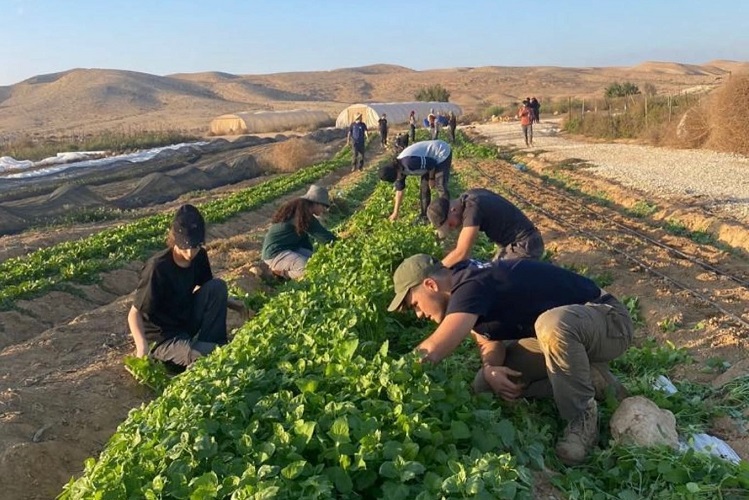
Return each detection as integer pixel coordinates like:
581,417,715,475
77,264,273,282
0,147,355,308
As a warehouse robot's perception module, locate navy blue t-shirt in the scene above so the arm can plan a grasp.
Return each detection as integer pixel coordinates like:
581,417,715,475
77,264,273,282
445,259,601,341
349,122,368,146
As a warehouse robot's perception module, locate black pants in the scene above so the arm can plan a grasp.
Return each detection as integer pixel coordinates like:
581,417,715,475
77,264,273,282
409,124,416,143
380,129,388,146
419,153,451,217
352,142,365,170
449,125,456,142
151,278,228,368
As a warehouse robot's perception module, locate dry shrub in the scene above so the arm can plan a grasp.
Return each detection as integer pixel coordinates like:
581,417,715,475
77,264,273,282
706,75,749,155
256,138,323,173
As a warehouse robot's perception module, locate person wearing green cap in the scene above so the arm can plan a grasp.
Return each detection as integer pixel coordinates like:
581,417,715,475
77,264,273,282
427,188,544,269
387,254,632,466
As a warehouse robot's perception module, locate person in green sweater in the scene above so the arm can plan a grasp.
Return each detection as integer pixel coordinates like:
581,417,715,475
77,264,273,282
262,185,337,279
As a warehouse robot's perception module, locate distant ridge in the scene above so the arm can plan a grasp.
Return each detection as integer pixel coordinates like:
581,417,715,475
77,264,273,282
0,60,744,136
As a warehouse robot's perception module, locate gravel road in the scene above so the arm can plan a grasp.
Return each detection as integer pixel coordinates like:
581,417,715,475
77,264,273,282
472,120,749,222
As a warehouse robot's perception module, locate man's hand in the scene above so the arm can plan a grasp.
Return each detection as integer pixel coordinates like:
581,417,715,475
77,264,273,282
483,365,525,401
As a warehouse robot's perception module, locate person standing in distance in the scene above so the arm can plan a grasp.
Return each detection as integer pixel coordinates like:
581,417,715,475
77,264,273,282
347,113,368,171
378,113,389,147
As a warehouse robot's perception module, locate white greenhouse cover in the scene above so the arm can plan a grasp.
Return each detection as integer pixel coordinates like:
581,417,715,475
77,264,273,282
335,102,462,129
210,109,330,135
0,142,208,180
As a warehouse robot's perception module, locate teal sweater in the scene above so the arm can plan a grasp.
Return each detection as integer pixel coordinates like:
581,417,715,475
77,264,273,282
261,218,336,260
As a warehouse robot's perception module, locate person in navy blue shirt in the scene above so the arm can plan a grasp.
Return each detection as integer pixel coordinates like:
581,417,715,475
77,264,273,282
387,254,633,465
347,113,368,171
378,139,452,222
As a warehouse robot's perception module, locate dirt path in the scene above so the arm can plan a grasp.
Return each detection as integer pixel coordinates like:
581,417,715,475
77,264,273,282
0,145,384,499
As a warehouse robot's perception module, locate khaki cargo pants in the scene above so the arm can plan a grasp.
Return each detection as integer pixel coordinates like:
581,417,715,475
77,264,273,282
473,294,633,421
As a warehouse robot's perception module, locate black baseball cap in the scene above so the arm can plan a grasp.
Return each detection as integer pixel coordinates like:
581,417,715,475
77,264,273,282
172,204,205,249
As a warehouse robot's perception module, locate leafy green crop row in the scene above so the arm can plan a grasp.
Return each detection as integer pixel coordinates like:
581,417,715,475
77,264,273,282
0,146,356,309
61,164,553,499
62,135,749,499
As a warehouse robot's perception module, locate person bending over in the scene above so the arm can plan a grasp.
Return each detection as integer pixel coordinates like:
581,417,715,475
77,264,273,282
427,188,544,267
378,139,452,222
262,185,336,279
387,254,632,465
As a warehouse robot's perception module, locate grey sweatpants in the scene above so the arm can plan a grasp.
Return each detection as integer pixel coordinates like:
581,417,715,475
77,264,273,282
265,248,313,280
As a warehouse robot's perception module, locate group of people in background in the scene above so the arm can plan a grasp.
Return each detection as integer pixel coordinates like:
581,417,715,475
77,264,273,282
129,107,632,468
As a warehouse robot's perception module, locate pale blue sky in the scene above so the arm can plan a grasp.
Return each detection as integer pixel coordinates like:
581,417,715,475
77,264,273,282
1,0,746,86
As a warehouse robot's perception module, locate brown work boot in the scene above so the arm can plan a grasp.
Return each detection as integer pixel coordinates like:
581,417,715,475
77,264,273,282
590,363,628,402
556,399,599,466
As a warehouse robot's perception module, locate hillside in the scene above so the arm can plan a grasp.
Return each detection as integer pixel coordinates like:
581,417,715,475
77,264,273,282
0,61,746,137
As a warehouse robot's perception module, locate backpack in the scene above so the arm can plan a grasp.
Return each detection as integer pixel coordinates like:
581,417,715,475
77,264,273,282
351,122,365,142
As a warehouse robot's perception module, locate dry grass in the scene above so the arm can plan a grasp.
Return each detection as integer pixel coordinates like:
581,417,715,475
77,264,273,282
706,75,749,156
256,138,324,173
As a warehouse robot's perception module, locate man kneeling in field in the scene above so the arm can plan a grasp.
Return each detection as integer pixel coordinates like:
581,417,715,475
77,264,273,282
387,255,632,465
128,204,245,369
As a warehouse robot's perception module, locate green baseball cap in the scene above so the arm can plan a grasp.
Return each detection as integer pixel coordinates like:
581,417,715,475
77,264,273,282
388,254,444,312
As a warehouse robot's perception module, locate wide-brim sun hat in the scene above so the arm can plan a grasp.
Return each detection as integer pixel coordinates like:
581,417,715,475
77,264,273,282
301,184,330,206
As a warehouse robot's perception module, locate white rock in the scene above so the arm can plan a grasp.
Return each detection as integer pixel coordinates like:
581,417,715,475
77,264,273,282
610,396,679,449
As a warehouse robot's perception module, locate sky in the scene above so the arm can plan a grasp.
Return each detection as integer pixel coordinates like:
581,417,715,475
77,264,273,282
1,0,748,86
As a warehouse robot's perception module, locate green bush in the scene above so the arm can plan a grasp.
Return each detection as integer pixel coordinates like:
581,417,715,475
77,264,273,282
414,84,451,102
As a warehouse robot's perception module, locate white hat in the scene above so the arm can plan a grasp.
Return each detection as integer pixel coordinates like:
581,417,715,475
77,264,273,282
301,184,330,206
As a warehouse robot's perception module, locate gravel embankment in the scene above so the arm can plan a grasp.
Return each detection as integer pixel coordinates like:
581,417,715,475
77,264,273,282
472,121,749,222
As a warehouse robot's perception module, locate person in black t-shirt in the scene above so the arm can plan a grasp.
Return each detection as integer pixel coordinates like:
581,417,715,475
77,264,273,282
427,188,544,267
387,254,633,465
128,204,246,369
377,113,388,146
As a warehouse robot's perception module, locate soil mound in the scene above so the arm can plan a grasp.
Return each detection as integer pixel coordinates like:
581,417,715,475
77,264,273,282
169,165,215,191
0,206,28,235
46,183,110,208
118,172,187,208
224,155,261,183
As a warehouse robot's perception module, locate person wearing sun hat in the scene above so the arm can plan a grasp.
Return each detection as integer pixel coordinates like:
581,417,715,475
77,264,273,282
427,188,544,268
387,253,632,466
347,113,368,171
128,204,245,369
262,184,336,279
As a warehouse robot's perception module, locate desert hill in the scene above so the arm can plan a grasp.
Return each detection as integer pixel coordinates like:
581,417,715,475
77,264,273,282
1,60,747,137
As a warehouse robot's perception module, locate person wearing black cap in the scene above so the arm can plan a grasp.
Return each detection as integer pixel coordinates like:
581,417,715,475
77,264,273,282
427,188,544,268
387,254,632,465
128,204,244,369
261,184,337,279
378,139,452,222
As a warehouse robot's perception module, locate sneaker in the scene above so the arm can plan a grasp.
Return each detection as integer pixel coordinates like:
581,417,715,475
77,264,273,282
556,399,599,466
590,363,628,402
